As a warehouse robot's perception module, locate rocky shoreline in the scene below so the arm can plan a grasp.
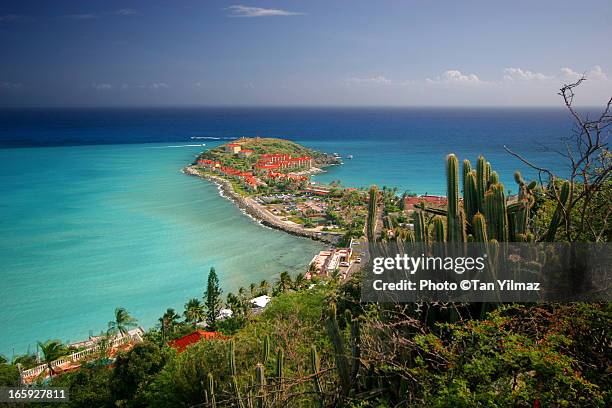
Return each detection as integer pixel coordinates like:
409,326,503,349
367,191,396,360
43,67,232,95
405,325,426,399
182,165,339,245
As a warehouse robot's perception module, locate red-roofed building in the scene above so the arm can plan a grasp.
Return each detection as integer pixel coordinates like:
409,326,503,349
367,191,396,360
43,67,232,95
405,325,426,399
225,143,242,154
404,195,448,211
168,330,224,353
238,148,254,157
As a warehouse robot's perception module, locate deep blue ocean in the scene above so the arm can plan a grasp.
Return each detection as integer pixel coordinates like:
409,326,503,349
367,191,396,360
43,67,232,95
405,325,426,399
0,108,573,355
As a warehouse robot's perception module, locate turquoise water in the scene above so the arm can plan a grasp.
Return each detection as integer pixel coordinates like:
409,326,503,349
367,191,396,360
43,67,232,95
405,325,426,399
0,107,576,356
0,143,324,356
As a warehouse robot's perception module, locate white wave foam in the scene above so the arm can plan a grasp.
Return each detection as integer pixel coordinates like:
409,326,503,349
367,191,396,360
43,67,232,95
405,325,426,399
146,144,206,149
190,136,237,140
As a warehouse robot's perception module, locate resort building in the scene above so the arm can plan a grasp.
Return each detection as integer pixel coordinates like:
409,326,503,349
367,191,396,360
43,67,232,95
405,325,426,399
225,143,242,154
238,148,254,158
307,247,353,278
304,186,331,196
255,154,312,173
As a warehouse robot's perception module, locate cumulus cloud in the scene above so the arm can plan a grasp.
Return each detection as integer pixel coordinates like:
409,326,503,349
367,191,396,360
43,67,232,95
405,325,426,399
426,70,485,86
503,67,551,81
560,65,608,82
115,9,137,16
227,5,304,17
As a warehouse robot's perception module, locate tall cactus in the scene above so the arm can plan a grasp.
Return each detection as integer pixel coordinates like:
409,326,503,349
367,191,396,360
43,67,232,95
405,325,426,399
262,335,270,364
463,169,479,228
473,213,488,242
207,372,216,408
544,180,570,241
349,316,361,382
324,303,351,396
413,210,428,243
489,171,499,185
446,154,466,242
310,345,324,406
231,375,246,408
432,216,445,242
255,364,267,408
476,155,487,212
484,184,508,241
275,348,284,387
228,339,236,377
366,186,378,241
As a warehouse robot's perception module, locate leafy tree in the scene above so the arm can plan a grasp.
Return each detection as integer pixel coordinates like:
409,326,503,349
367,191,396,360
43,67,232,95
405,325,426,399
0,358,19,386
204,267,222,328
108,307,138,337
49,363,112,407
183,298,205,326
111,342,167,407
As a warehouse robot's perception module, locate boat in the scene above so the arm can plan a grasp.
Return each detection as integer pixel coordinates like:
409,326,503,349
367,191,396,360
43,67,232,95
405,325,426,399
346,154,353,159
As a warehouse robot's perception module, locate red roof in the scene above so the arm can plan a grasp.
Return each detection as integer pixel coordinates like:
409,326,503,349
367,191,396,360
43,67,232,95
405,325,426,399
168,330,223,353
404,195,448,210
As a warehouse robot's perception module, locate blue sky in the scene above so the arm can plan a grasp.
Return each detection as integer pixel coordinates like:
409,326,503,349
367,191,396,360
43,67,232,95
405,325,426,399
0,0,610,107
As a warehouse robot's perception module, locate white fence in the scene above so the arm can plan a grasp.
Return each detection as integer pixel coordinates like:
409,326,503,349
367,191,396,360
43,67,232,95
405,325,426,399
20,328,144,381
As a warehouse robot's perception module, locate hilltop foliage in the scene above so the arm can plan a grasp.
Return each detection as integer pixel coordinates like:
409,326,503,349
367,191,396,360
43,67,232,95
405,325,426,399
198,137,332,171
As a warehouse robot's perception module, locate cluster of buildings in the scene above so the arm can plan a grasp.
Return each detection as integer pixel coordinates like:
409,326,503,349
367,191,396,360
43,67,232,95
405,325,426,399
197,146,313,192
404,194,448,211
307,247,353,279
255,153,312,172
197,159,261,190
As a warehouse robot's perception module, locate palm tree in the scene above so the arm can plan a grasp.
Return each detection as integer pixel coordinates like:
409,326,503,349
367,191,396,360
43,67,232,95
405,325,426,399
183,298,205,326
238,286,247,299
258,280,269,296
226,292,242,315
249,282,257,296
107,307,138,338
293,273,306,290
274,271,292,294
37,340,66,378
159,308,181,340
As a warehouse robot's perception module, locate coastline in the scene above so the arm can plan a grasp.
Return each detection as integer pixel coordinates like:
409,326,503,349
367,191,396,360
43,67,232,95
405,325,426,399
183,165,339,244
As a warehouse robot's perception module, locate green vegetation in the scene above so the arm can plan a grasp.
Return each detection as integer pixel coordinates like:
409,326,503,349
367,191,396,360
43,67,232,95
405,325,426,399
205,267,223,329
108,307,138,337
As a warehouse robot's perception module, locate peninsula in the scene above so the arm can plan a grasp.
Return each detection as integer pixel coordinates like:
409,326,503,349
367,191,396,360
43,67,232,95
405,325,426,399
183,137,364,244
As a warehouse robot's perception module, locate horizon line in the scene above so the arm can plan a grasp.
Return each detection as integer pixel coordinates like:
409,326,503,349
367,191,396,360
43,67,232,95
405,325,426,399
0,104,597,110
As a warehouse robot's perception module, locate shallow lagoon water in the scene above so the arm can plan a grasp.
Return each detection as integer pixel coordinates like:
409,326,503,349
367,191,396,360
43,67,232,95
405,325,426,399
0,143,324,355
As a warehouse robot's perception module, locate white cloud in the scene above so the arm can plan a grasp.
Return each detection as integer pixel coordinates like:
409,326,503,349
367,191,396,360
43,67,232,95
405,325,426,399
227,5,304,17
0,14,32,22
0,82,23,89
115,9,137,16
149,82,169,89
426,70,485,86
503,67,552,81
344,76,393,85
64,14,98,20
92,83,112,90
561,65,608,82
